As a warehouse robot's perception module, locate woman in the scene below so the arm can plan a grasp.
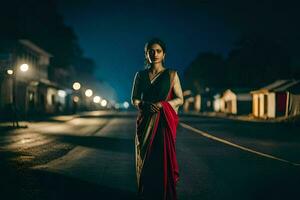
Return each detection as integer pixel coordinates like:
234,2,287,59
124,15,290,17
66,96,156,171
131,38,184,200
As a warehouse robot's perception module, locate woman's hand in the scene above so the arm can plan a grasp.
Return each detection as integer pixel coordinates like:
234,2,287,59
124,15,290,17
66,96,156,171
139,101,162,113
150,102,162,113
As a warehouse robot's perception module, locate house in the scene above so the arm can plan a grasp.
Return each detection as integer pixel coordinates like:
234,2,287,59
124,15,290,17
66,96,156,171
251,80,300,118
221,89,252,115
0,39,54,117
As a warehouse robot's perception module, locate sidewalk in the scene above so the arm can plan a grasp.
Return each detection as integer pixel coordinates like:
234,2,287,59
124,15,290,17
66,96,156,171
0,110,137,131
182,111,300,124
0,113,80,131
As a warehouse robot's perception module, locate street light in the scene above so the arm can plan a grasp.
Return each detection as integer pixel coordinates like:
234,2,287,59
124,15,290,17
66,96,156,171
123,101,129,109
73,96,79,102
10,63,29,127
7,69,14,75
20,63,29,72
85,89,93,97
93,96,101,103
72,82,81,90
100,99,108,107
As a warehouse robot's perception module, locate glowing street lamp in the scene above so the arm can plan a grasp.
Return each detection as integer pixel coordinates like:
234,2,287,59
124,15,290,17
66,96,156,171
93,96,101,103
85,89,93,97
123,101,129,109
73,96,79,102
20,63,29,72
72,82,81,90
100,99,108,107
7,69,14,75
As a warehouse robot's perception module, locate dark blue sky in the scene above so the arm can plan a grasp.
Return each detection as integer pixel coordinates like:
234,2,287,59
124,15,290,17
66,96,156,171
57,1,237,102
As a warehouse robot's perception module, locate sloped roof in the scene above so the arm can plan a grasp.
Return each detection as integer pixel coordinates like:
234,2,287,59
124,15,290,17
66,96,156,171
251,80,294,93
274,80,300,93
19,39,53,57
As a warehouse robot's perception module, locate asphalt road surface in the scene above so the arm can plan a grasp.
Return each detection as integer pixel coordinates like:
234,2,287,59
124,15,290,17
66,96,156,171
1,111,300,200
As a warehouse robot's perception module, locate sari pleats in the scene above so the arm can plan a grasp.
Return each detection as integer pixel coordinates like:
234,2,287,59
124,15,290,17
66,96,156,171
136,101,179,200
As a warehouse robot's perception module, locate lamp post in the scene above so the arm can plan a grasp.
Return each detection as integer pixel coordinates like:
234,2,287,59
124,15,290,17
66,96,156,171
7,63,29,127
13,63,29,105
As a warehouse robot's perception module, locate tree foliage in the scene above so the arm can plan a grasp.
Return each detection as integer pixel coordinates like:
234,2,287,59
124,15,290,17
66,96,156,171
0,0,94,73
184,35,294,92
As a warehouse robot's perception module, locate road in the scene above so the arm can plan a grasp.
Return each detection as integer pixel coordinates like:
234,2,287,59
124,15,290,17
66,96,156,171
1,111,300,200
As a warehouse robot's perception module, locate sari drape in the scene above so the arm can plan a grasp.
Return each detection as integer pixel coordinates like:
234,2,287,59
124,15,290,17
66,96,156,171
135,69,179,200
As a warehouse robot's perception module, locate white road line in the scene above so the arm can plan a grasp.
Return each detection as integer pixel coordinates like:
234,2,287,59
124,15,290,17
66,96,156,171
180,122,300,167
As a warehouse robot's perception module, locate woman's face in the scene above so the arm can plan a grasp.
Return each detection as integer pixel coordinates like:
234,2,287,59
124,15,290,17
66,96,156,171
146,43,165,64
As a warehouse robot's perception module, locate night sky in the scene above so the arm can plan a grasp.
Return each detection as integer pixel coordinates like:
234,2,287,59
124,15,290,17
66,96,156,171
57,0,299,102
57,0,237,102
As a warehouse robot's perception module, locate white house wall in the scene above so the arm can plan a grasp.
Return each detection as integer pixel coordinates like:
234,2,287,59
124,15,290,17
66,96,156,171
223,90,237,114
252,94,259,117
267,92,276,118
259,94,265,117
46,87,57,113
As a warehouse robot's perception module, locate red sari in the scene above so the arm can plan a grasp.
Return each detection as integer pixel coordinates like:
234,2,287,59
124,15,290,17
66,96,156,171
133,69,179,200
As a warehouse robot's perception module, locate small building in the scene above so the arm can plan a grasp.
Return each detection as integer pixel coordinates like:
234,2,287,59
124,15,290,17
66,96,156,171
221,89,252,115
251,80,300,118
277,80,300,117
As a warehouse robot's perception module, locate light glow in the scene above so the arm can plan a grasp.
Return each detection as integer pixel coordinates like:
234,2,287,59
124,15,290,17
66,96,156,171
7,69,14,75
73,96,79,102
58,90,67,98
123,101,129,109
85,89,93,97
100,99,108,107
72,82,81,90
20,64,29,72
93,96,101,103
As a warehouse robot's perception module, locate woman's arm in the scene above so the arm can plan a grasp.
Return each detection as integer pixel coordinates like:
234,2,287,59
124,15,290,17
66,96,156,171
131,72,142,110
167,72,184,110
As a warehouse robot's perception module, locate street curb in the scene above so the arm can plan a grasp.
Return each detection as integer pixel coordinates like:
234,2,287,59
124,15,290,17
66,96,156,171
181,111,298,124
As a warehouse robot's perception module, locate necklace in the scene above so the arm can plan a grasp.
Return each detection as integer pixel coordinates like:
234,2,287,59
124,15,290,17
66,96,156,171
149,68,165,76
148,68,166,83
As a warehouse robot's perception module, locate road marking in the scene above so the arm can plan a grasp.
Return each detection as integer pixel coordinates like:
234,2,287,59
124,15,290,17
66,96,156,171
180,122,300,167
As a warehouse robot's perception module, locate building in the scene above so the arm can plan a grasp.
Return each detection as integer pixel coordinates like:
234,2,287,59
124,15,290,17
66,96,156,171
251,80,300,118
221,89,252,115
0,39,54,118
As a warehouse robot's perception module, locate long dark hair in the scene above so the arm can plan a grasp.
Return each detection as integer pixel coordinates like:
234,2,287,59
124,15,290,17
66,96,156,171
144,38,166,69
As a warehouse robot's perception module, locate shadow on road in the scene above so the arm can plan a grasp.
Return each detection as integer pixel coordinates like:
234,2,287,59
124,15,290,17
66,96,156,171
1,167,137,200
44,134,134,154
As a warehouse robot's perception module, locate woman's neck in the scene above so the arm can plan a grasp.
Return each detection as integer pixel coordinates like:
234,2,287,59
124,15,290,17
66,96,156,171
149,63,164,73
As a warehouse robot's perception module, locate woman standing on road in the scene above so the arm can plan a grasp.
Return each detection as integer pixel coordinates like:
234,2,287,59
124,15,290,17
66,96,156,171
131,38,184,200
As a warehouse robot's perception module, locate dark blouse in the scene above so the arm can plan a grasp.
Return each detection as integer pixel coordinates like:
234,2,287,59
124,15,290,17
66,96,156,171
131,69,172,103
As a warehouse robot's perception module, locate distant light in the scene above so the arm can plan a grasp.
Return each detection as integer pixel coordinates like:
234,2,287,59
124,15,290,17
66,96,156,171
7,69,14,75
93,96,101,103
206,100,211,107
205,87,210,92
115,103,120,109
73,82,81,90
100,99,108,107
123,101,129,109
73,96,79,102
58,90,67,98
20,63,29,72
85,89,93,97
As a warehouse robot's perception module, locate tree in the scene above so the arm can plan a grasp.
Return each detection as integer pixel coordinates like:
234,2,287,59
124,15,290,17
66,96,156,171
0,0,92,71
184,52,225,93
226,35,292,87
